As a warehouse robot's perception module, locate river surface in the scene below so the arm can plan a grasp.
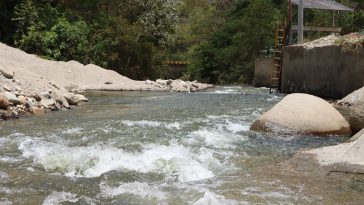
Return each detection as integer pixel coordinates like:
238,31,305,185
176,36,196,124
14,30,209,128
0,86,363,205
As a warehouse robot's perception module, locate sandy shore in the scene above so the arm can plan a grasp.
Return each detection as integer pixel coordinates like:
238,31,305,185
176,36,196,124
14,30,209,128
0,43,213,119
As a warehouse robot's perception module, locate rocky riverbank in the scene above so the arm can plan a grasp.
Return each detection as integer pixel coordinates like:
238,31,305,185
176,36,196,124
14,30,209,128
0,43,212,119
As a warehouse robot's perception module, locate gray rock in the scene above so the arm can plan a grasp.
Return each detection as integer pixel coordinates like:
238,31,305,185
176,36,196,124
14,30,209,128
15,86,22,92
51,92,70,109
40,98,56,109
0,93,10,110
75,94,88,102
40,91,51,99
64,93,88,105
18,95,27,105
31,94,42,102
156,79,173,86
3,85,11,92
0,69,13,79
32,107,45,116
170,80,190,92
25,99,35,110
4,92,21,105
145,80,154,85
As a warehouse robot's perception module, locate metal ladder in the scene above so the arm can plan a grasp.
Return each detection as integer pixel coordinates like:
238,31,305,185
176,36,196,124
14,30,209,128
269,24,287,94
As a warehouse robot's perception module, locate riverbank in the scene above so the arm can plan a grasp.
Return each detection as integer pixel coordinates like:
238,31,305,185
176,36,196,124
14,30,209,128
0,42,212,119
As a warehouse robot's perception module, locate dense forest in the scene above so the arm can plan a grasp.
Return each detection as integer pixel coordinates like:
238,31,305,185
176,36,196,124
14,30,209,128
1,0,364,84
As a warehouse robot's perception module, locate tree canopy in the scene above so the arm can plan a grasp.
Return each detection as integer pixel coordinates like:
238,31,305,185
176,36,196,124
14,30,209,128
0,0,363,83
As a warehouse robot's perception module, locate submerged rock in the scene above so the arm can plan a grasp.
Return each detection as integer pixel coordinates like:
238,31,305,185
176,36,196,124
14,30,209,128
251,93,351,136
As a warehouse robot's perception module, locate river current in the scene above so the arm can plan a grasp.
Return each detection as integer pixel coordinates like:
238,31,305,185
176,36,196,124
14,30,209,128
0,86,363,204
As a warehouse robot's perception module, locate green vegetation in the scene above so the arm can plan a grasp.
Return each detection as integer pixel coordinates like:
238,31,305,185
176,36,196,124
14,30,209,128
1,0,364,84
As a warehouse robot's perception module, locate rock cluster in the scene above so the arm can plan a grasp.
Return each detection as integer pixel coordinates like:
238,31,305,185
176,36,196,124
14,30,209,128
0,84,87,120
145,79,213,92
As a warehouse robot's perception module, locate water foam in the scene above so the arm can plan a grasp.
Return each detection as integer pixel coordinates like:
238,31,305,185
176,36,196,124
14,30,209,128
212,89,238,94
62,127,83,134
0,171,8,180
121,120,182,130
192,191,240,205
18,139,216,182
100,182,167,200
0,200,12,205
220,120,250,133
42,191,79,205
188,128,248,149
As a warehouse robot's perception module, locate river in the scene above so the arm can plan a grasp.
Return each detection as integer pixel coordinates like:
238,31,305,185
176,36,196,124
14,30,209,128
0,86,363,204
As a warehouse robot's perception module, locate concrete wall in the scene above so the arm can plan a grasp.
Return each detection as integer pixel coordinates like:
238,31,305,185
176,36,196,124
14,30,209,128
282,45,364,99
254,58,272,87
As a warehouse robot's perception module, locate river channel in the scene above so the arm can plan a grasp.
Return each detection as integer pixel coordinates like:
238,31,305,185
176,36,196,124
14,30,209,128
0,86,363,204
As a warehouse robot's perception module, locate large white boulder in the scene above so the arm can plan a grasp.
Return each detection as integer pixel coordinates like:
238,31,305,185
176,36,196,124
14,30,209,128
251,93,351,135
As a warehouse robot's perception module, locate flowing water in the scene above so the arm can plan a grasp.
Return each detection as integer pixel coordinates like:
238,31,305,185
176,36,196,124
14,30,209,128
0,86,363,205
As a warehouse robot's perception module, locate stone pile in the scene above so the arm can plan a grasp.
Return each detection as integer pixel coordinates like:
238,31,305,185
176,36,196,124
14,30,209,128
0,84,88,120
145,79,213,92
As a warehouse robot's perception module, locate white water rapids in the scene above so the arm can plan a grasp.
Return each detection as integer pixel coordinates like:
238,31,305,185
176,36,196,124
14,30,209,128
0,86,362,204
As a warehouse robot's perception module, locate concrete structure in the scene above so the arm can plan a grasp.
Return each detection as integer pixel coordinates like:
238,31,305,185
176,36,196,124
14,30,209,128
254,58,272,87
165,61,188,79
281,45,364,99
167,64,188,79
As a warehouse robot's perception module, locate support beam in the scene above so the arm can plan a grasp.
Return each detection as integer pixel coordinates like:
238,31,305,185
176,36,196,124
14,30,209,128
298,0,304,43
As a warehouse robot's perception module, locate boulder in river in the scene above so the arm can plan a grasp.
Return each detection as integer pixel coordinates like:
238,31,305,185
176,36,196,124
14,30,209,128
250,93,351,136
